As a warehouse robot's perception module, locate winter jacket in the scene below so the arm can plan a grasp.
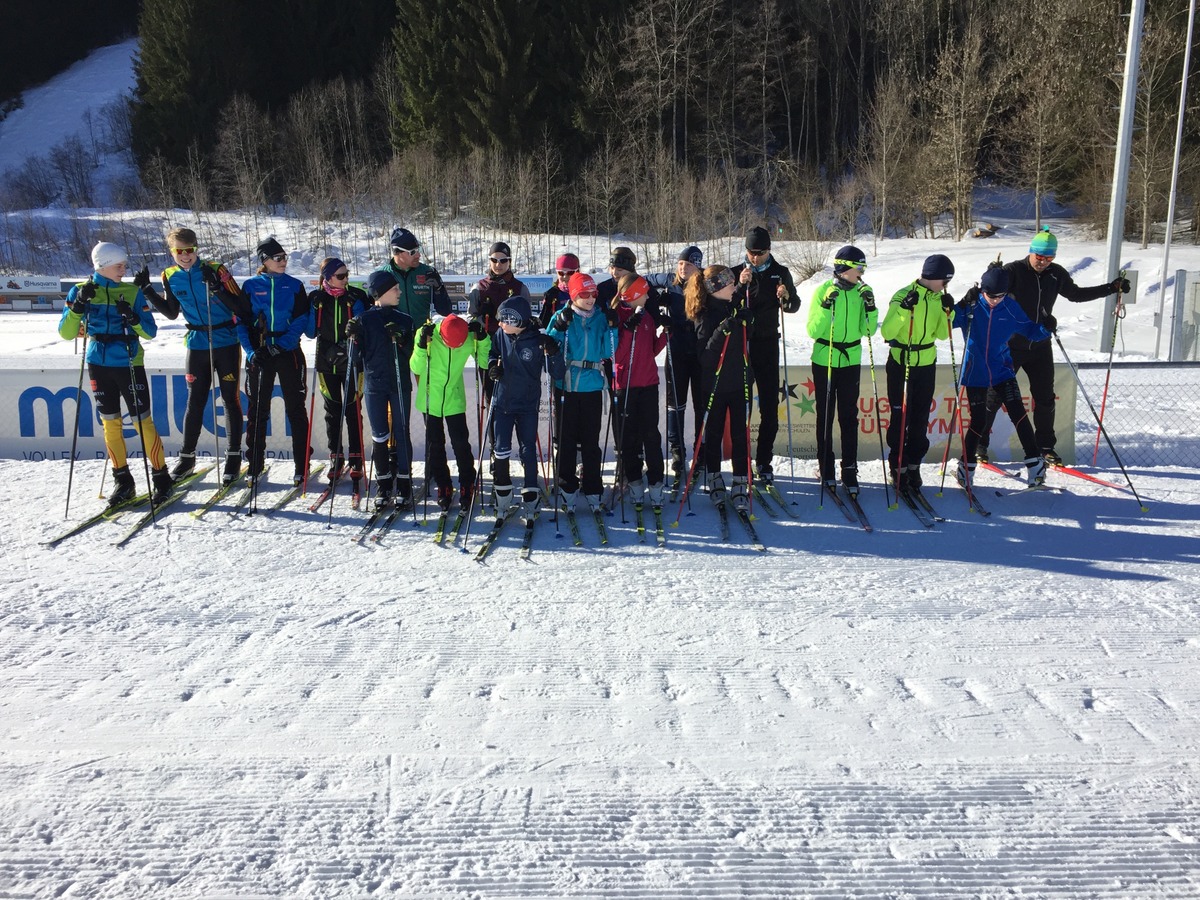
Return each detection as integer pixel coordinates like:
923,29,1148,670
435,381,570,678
1002,257,1113,353
307,286,370,375
468,271,531,334
729,255,800,343
954,291,1052,388
612,304,668,391
538,284,569,330
236,272,310,359
411,320,491,417
58,275,157,368
375,261,452,325
880,281,952,368
150,261,243,351
547,305,618,394
348,305,415,394
645,272,699,359
488,327,564,415
806,277,879,368
691,288,751,398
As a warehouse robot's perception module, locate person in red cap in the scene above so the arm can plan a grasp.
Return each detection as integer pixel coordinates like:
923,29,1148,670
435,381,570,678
611,273,669,508
412,314,492,511
546,272,619,513
539,252,582,443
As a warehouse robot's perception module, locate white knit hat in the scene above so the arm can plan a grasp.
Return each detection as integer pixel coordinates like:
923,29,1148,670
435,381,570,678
91,242,127,270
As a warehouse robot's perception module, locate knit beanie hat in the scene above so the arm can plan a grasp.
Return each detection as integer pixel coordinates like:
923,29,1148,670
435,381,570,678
366,270,399,300
833,245,866,274
555,253,581,273
980,267,1010,296
1029,227,1058,256
678,245,703,267
256,237,285,261
609,247,637,272
91,242,127,270
568,273,598,300
390,227,419,251
921,254,955,281
439,314,468,349
498,295,532,325
320,257,347,284
745,226,771,252
489,242,511,259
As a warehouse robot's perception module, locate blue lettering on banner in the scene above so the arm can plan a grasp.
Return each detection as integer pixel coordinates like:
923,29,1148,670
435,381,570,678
19,387,94,437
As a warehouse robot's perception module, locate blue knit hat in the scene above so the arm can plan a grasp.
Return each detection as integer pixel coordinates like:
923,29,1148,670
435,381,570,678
498,295,532,325
366,270,399,300
921,254,955,281
980,267,1010,297
320,257,347,284
1030,227,1058,256
389,227,419,252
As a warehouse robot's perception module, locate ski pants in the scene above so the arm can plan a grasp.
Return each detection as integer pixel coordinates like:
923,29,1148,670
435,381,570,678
812,362,862,481
703,387,749,478
318,369,364,470
245,348,309,476
885,356,935,472
364,385,412,487
965,379,1038,463
665,349,703,459
747,337,779,468
556,390,604,496
425,411,475,492
492,408,538,492
614,384,664,487
180,343,243,454
981,339,1057,453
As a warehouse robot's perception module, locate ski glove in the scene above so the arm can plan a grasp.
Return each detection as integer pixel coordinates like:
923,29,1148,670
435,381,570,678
132,266,151,290
260,343,282,357
467,318,486,338
201,265,222,293
417,322,435,349
780,290,801,315
555,305,574,327
860,287,876,312
820,289,837,310
487,361,503,382
899,289,919,311
345,316,362,338
735,307,753,326
603,306,620,328
941,292,955,314
541,334,560,356
115,299,139,328
1042,314,1058,334
69,294,90,315
623,310,643,332
1113,276,1131,294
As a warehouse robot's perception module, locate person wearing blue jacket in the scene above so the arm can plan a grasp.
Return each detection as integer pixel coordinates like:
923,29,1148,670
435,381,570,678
237,238,311,484
547,272,619,513
347,270,416,509
954,266,1052,489
137,226,247,485
57,242,173,507
486,295,565,519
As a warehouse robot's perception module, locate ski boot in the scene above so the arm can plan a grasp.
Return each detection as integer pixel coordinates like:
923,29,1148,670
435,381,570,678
731,475,749,512
841,464,859,499
521,488,540,521
1042,448,1063,466
107,465,137,509
1026,456,1048,485
222,450,242,485
151,466,174,505
955,460,976,490
170,451,196,480
373,486,393,511
626,477,646,504
328,452,345,480
494,485,514,517
906,463,923,491
585,493,603,514
559,489,577,512
707,472,727,505
459,481,474,511
756,461,774,485
647,481,664,510
395,477,413,507
976,446,990,464
436,485,453,511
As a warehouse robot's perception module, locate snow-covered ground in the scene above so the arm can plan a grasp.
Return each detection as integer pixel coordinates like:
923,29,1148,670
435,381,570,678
2,38,1200,900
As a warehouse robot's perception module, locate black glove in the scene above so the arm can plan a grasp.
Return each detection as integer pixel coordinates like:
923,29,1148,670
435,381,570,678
1113,276,1131,294
987,258,1003,270
132,266,151,290
69,294,90,315
556,305,574,326
735,306,753,326
1042,314,1058,333
718,316,737,335
487,360,503,381
384,322,410,348
476,301,494,323
417,322,435,348
658,318,671,336
542,333,560,356
820,289,837,310
115,299,139,328
467,318,486,338
603,306,619,328
941,292,955,314
201,265,222,293
899,289,919,311
345,316,362,338
623,310,644,332
860,287,875,312
962,286,980,307
261,342,282,357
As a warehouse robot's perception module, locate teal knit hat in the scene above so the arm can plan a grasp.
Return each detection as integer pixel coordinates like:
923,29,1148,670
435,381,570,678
1030,227,1058,256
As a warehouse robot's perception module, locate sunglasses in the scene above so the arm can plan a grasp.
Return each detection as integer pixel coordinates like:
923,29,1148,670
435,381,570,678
747,249,769,257
171,246,197,255
835,258,866,270
270,253,288,263
573,291,597,301
557,269,578,278
498,310,524,326
490,257,511,265
983,291,1005,300
331,271,349,280
1033,254,1055,262
392,246,419,255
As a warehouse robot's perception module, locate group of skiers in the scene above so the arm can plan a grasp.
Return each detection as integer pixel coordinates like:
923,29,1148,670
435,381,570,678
58,223,1129,526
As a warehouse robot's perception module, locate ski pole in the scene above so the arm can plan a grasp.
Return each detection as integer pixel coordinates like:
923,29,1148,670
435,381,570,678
778,297,796,484
864,317,890,509
203,273,223,471
328,352,358,528
938,299,965,492
1092,270,1127,465
390,330,418,526
672,327,734,526
1052,333,1148,511
741,308,754,517
420,319,434,525
544,347,560,537
613,311,639,522
461,398,497,551
65,327,89,518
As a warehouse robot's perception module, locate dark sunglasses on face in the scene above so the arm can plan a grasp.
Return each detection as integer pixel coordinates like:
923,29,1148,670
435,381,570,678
557,269,578,278
171,246,197,255
490,257,510,265
747,249,768,257
270,253,288,263
1034,254,1055,262
331,271,349,280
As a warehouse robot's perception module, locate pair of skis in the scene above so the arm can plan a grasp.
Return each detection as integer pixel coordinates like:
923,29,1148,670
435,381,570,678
474,509,536,561
819,484,873,532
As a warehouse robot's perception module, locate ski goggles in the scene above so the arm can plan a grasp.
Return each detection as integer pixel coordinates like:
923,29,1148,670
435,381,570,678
498,308,525,326
703,268,735,294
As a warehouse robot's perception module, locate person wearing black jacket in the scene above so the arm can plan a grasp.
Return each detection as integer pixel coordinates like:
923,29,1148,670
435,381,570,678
730,226,800,484
308,257,370,489
978,227,1126,464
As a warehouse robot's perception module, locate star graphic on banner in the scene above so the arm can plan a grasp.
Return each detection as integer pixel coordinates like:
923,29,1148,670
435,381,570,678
778,382,799,403
797,394,817,415
801,378,816,396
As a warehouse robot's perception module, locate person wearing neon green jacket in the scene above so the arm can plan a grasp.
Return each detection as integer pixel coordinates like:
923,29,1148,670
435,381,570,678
412,314,491,510
806,245,878,496
880,253,955,493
